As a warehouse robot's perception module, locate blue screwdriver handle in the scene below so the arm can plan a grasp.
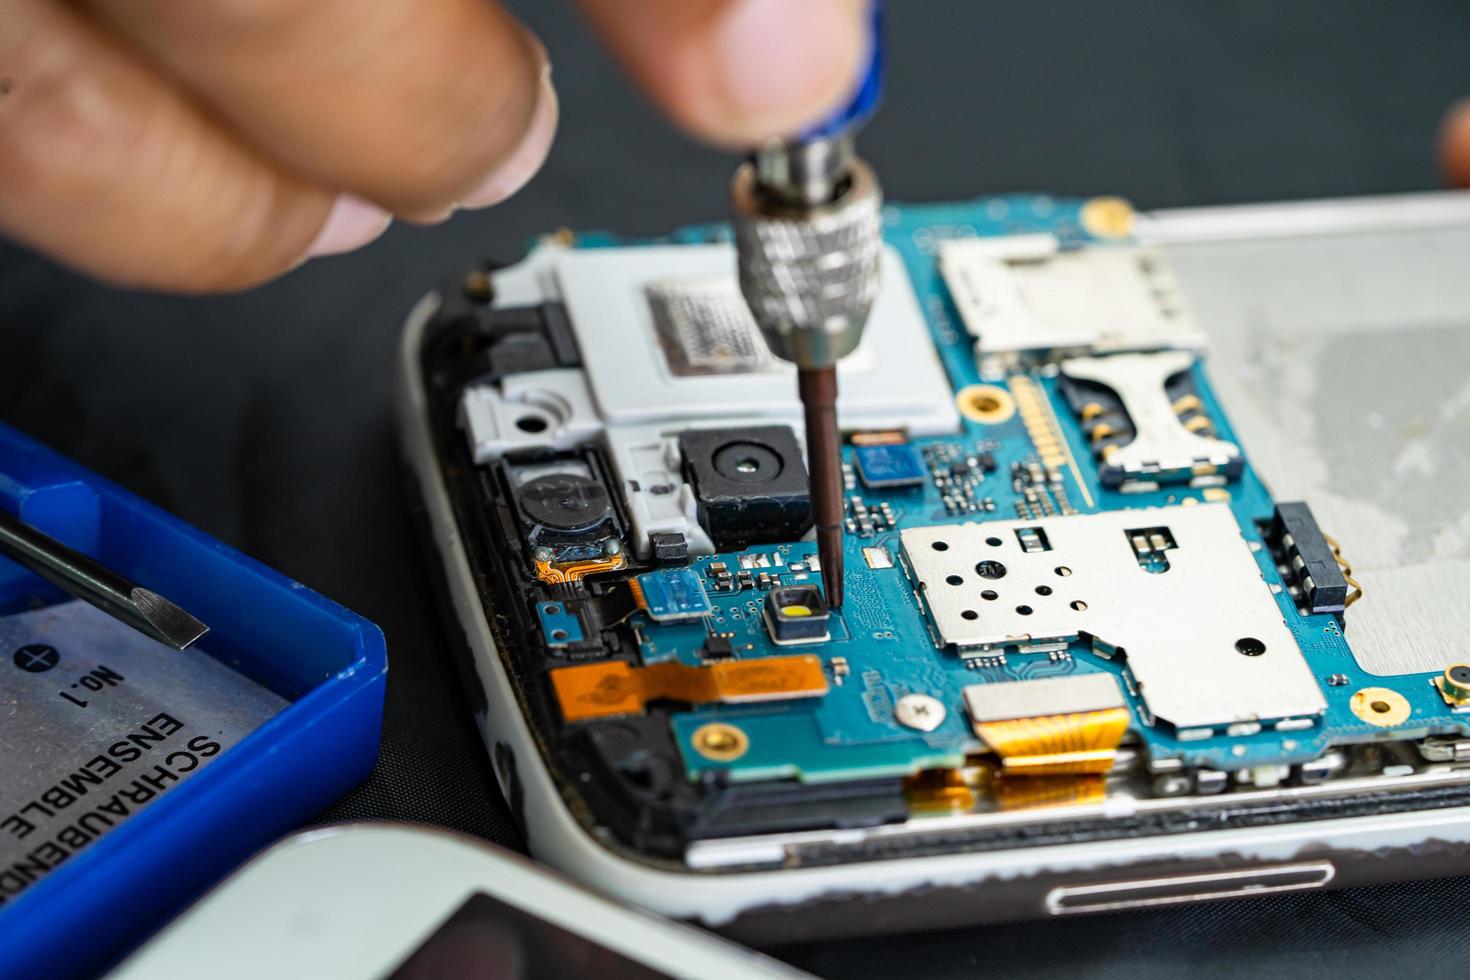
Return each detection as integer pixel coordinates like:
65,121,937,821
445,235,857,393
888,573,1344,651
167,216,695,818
799,0,884,141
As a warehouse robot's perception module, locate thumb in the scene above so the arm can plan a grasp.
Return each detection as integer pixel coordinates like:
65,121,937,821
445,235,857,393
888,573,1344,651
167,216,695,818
577,0,869,148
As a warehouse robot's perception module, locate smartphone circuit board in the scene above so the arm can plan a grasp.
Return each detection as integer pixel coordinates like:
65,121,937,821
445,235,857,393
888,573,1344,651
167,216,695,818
420,196,1470,864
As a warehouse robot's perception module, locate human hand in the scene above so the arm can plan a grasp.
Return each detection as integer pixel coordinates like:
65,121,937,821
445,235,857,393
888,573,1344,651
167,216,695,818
1443,99,1470,188
0,0,868,291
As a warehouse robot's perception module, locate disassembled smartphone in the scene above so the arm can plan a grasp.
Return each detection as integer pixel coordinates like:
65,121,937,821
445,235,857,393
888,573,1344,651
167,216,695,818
112,824,807,980
397,191,1470,941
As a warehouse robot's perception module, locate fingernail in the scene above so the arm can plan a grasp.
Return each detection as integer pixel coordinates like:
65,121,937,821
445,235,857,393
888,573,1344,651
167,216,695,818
306,194,392,258
714,0,861,126
459,63,559,209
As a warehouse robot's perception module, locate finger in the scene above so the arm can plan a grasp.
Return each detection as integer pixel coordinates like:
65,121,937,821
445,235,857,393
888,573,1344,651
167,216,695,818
86,0,556,217
1442,98,1470,188
0,0,386,292
577,0,868,147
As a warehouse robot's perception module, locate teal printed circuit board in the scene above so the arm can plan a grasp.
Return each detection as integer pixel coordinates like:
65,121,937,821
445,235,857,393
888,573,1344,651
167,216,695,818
614,198,1458,783
441,195,1468,850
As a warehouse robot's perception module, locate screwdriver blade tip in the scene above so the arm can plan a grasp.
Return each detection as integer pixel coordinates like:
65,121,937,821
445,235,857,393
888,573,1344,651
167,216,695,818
131,587,210,650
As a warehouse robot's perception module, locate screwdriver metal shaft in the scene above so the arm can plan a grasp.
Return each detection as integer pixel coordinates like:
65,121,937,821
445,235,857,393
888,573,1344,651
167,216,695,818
732,146,881,609
730,2,883,609
0,509,209,650
798,367,845,608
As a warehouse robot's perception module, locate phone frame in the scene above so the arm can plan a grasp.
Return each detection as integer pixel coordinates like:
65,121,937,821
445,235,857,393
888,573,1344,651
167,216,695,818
393,191,1470,942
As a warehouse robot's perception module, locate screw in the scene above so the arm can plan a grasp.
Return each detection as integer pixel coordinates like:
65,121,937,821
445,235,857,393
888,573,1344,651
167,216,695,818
603,539,624,557
533,546,554,562
894,693,946,732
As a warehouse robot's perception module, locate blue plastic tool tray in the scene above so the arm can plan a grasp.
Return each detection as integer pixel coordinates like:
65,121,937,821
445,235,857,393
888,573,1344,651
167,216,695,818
0,423,387,978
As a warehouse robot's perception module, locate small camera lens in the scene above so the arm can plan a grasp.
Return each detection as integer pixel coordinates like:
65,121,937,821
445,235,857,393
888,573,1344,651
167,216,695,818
713,441,783,484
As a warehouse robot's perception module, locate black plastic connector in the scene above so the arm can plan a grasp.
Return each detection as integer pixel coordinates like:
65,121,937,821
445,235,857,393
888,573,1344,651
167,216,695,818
649,531,690,566
1266,502,1349,614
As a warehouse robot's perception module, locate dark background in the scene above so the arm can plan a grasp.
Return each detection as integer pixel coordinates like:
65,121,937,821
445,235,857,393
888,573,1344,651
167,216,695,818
3,2,1469,976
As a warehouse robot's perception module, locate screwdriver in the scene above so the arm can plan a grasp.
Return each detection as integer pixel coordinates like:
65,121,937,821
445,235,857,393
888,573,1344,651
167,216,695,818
0,509,209,650
731,2,884,609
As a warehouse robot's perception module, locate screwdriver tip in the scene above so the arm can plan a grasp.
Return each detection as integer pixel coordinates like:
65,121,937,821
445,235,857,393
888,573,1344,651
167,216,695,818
798,366,846,611
131,587,210,650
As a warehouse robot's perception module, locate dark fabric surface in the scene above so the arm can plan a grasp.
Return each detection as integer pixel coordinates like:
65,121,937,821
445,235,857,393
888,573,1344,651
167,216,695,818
2,2,1468,976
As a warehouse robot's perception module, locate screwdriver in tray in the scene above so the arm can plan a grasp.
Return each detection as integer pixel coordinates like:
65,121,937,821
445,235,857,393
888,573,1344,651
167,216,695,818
0,509,208,650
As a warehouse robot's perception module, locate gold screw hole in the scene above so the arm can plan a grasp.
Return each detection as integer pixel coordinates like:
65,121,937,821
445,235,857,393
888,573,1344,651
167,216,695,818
1351,687,1409,727
972,393,1001,413
691,723,749,762
956,385,1016,424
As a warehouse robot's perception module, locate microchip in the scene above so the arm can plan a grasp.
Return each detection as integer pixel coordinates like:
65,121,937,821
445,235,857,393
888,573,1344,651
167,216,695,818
853,443,926,489
635,567,712,623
